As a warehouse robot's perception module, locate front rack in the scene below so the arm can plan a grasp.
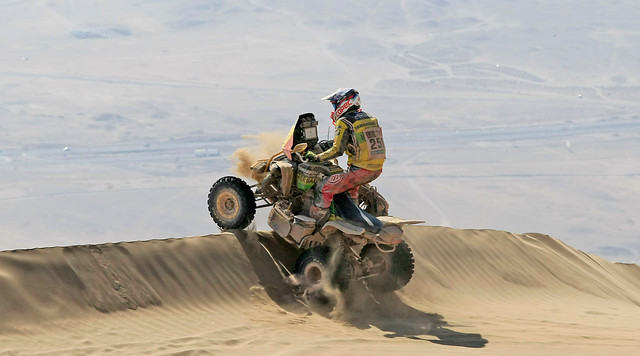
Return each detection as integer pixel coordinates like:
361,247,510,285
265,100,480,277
251,183,274,209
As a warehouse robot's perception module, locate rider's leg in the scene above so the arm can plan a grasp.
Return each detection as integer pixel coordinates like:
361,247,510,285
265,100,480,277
315,167,382,208
314,170,352,209
346,167,383,202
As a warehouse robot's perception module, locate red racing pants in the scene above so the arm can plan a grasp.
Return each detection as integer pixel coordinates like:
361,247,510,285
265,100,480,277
314,166,382,209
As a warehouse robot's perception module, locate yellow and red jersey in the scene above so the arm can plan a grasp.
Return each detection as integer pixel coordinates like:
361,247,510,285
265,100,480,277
317,110,385,171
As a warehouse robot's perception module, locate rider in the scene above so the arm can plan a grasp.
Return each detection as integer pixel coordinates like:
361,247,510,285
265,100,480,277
306,88,386,221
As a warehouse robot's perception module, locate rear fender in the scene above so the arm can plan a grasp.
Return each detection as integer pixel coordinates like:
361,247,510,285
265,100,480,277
321,220,364,236
320,220,397,245
379,225,403,245
377,216,424,226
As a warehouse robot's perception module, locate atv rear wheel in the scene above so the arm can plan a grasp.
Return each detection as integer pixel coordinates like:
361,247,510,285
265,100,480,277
208,176,256,230
293,246,352,311
294,246,352,292
360,240,414,293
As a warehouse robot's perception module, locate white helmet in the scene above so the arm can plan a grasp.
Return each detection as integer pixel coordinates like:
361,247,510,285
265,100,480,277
322,88,361,124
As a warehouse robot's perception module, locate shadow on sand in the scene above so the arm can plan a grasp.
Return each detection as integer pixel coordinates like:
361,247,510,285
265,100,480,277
229,229,488,348
341,284,488,348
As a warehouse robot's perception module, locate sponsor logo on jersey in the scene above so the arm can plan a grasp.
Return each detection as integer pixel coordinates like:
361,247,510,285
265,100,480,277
328,174,343,184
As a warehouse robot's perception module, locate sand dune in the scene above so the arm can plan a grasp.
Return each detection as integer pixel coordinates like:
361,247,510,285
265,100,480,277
1,226,639,355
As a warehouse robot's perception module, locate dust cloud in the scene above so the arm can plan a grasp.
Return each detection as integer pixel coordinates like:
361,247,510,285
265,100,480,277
231,131,286,180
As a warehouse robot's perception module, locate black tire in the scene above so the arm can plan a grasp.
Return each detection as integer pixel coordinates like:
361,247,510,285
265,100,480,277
294,246,352,292
208,176,256,230
360,240,414,293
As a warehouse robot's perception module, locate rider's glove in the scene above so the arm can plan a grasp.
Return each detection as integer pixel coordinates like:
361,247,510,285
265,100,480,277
305,151,319,162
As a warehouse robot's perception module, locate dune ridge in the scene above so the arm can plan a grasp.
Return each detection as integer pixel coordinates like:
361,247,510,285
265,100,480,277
0,233,257,328
1,226,639,355
403,227,640,306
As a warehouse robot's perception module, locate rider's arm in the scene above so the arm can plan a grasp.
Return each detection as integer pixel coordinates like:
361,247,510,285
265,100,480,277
316,120,350,162
316,139,333,152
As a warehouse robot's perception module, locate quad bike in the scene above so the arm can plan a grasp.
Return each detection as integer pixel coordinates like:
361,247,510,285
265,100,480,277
208,113,422,301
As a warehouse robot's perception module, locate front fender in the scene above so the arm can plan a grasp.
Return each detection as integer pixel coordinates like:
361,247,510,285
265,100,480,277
271,161,294,198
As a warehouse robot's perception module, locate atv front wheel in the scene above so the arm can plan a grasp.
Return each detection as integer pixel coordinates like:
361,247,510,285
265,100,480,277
208,176,256,230
360,240,414,293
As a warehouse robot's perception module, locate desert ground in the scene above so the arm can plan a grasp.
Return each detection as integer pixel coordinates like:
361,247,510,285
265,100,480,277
1,226,640,355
